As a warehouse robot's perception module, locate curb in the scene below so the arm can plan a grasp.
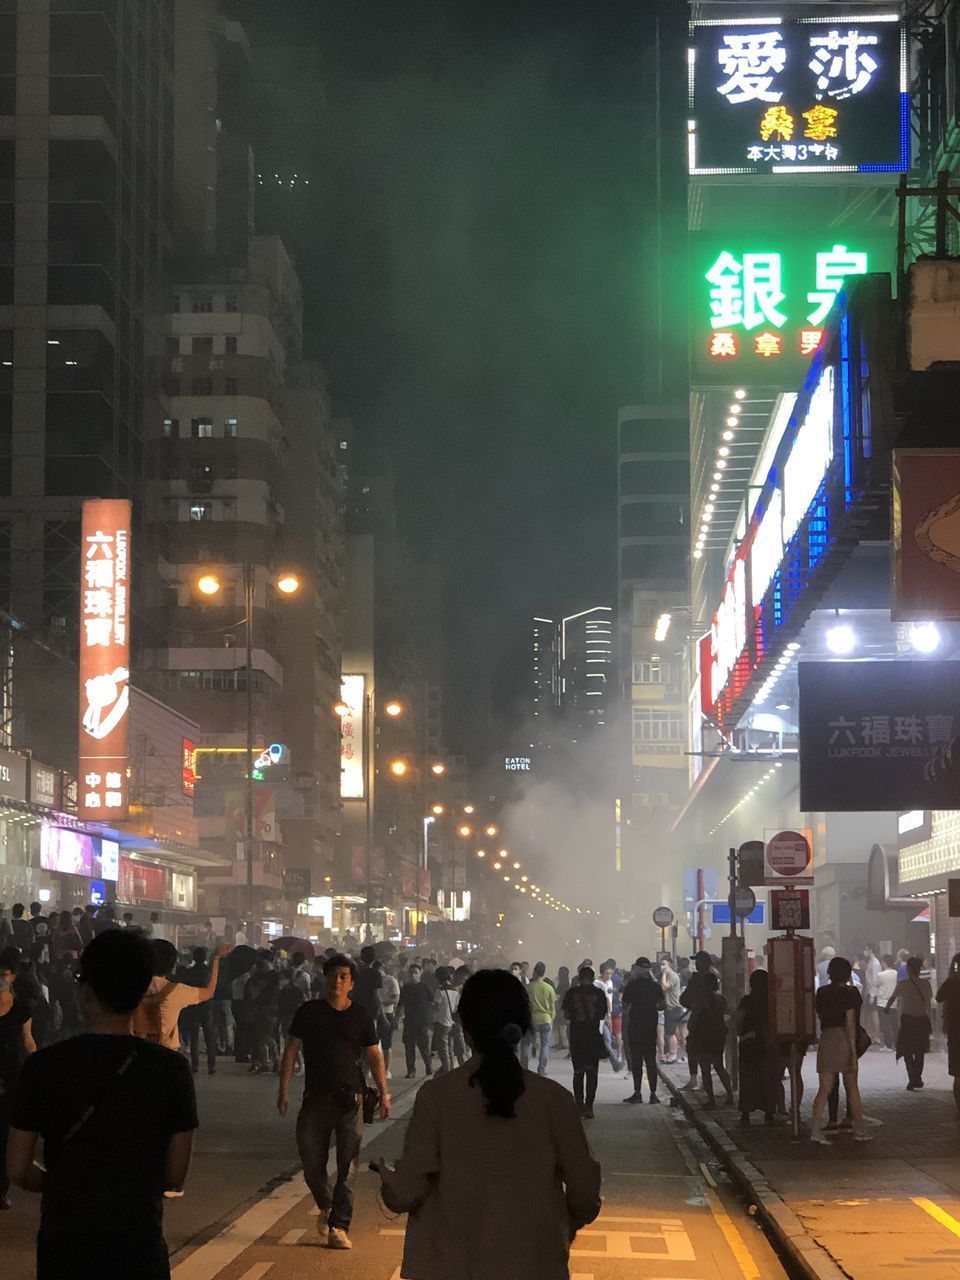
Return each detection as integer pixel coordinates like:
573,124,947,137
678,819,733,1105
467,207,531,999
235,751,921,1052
660,1070,850,1280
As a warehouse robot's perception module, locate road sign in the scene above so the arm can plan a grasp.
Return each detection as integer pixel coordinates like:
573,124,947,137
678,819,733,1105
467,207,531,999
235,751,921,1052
652,906,674,928
771,888,811,931
713,901,765,925
949,879,960,918
764,829,813,885
738,840,766,887
734,886,757,918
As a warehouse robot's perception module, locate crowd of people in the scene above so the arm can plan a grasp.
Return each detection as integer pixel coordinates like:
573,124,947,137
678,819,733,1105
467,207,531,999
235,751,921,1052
6,909,960,1276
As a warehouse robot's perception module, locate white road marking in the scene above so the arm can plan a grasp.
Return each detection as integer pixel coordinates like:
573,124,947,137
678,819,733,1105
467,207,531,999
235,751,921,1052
238,1266,272,1280
172,1086,421,1280
572,1215,695,1262
280,1228,304,1245
379,1228,406,1236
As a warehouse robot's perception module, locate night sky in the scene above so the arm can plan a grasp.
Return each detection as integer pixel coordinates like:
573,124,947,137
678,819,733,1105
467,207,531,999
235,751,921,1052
233,1,648,751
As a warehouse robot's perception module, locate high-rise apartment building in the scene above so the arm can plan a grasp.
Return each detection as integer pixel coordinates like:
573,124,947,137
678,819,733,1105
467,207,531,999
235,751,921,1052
532,616,561,739
0,1,174,763
561,607,614,736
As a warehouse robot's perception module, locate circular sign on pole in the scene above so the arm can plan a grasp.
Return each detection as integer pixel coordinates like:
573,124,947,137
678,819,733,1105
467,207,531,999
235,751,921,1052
652,906,674,928
766,830,812,879
734,886,757,918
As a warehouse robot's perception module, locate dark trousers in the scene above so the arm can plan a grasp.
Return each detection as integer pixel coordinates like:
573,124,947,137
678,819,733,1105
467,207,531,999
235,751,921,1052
570,1028,600,1107
629,1034,658,1097
880,1007,898,1051
297,1094,364,1230
827,1076,852,1123
404,1024,432,1074
0,1094,9,1198
700,1049,733,1103
185,1003,216,1071
905,1050,925,1086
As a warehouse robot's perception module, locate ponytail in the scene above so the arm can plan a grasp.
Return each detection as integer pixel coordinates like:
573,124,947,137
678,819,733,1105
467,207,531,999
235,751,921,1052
458,971,533,1119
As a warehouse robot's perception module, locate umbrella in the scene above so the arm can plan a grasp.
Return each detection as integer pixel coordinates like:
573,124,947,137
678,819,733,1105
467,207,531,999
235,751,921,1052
222,944,257,981
271,936,316,959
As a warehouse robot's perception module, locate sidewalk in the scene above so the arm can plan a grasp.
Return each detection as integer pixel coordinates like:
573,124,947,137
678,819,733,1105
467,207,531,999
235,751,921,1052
662,1047,960,1280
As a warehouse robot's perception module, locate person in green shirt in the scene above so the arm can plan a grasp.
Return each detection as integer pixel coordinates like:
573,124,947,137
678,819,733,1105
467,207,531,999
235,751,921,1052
526,962,557,1076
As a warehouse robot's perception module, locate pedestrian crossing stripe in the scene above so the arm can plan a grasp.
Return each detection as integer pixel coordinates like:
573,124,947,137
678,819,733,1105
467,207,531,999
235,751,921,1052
572,1215,695,1262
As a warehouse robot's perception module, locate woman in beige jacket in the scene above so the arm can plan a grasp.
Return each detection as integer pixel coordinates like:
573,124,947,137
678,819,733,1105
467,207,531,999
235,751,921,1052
377,968,602,1279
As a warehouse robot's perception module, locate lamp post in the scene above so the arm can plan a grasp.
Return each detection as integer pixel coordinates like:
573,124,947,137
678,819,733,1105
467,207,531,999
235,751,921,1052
197,565,300,939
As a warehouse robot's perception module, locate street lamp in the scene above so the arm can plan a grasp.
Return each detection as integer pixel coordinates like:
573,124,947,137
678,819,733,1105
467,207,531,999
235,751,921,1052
197,564,300,939
457,823,473,838
384,700,403,718
484,824,498,837
430,762,446,776
431,803,445,816
390,759,409,778
463,804,475,815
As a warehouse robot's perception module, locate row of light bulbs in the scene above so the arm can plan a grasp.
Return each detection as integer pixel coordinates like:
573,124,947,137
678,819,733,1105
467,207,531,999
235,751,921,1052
694,387,746,562
708,762,784,837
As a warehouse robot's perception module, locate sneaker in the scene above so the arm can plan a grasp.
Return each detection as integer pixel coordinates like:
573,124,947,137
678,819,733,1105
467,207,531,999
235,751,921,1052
665,1055,677,1064
824,1121,840,1132
648,1094,660,1104
316,1212,329,1246
853,1133,875,1143
0,1194,10,1210
624,1092,643,1104
583,1105,595,1120
906,1082,918,1091
328,1227,352,1250
811,1134,832,1146
681,1079,698,1091
405,1071,415,1079
385,1069,392,1080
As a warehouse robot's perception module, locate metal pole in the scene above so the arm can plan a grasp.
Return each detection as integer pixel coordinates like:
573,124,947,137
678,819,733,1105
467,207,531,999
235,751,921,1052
244,562,254,940
937,169,950,258
728,847,737,940
697,867,705,952
364,692,372,931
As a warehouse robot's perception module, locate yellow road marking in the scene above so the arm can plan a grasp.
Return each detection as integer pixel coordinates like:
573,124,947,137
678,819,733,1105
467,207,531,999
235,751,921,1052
913,1197,960,1239
670,1115,761,1280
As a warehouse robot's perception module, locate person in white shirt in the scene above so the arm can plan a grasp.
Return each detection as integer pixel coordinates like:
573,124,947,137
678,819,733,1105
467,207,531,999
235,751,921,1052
862,947,882,1045
877,954,899,1050
133,939,229,1052
377,961,401,1079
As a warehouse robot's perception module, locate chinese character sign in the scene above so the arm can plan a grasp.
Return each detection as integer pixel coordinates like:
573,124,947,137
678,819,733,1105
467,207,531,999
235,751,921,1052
340,674,365,799
78,499,131,821
691,232,893,385
799,662,960,811
690,17,907,176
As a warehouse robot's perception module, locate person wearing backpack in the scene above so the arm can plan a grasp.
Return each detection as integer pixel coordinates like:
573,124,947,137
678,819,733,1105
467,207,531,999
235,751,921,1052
6,929,197,1279
133,939,228,1052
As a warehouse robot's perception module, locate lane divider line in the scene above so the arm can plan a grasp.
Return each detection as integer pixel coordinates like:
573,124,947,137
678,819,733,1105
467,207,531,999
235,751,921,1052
279,1228,304,1245
238,1266,273,1280
913,1197,960,1240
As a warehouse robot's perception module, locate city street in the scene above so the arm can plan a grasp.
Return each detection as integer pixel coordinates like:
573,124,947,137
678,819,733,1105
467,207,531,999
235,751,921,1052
4,1049,786,1280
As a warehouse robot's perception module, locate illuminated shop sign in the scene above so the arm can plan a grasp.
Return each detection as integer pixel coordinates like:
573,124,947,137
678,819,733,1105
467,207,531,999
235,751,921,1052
689,16,908,177
700,357,849,724
691,233,892,384
339,675,365,799
78,499,131,821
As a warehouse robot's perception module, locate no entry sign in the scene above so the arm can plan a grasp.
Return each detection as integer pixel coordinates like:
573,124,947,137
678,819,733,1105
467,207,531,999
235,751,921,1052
764,829,813,885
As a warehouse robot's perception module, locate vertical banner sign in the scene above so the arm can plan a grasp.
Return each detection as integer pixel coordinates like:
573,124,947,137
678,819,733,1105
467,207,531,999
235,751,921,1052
340,674,365,799
181,738,198,798
79,500,131,821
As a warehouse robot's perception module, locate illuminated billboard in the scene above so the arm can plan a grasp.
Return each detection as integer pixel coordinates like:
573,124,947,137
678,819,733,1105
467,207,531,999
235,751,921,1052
690,233,893,385
689,15,908,177
78,499,131,821
340,674,365,799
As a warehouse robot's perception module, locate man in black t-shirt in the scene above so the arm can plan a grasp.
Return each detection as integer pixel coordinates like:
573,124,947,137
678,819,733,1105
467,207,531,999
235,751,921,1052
7,930,197,1280
278,952,390,1251
621,958,666,1104
352,944,383,1022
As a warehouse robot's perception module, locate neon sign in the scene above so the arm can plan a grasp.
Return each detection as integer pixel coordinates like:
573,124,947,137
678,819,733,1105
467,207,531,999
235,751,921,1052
691,233,892,385
690,17,908,177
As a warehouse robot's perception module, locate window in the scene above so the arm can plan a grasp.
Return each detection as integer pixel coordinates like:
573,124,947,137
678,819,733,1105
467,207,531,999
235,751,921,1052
162,418,179,439
633,660,680,686
225,335,238,354
224,377,238,396
632,708,682,742
192,377,213,396
225,292,239,312
191,336,214,354
192,293,213,313
189,502,212,522
224,417,238,437
191,417,213,438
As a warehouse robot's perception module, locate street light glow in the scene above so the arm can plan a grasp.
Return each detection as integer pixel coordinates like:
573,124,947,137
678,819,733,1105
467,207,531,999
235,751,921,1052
430,762,446,776
384,700,403,717
333,701,349,717
910,621,941,654
389,759,409,777
826,623,856,655
484,824,498,837
463,804,475,814
431,803,445,815
275,571,301,595
197,573,221,596
458,824,472,838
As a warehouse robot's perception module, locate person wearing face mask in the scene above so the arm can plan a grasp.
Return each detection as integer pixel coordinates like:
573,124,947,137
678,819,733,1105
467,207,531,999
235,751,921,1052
398,965,434,1079
0,950,36,1207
